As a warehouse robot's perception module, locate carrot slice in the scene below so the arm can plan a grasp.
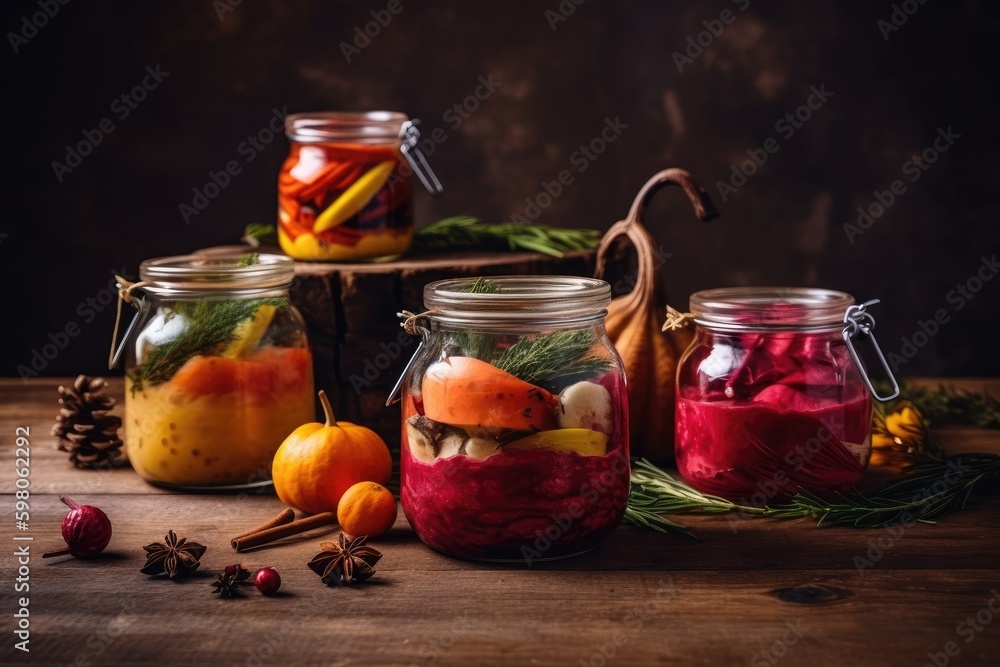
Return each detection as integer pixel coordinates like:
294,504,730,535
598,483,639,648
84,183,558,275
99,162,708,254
421,357,557,432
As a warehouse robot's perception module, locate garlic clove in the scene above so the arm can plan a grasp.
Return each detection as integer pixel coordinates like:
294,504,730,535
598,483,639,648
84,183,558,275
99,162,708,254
405,418,438,463
462,437,501,460
557,381,613,435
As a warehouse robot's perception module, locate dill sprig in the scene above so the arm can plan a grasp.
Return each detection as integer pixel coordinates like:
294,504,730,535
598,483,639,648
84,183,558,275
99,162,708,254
625,455,1000,537
493,330,613,387
242,223,278,246
462,277,502,293
411,216,601,258
129,298,286,392
447,278,613,387
129,253,285,392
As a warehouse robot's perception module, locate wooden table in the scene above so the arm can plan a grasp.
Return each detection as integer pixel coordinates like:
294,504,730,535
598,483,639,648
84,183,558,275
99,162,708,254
2,378,999,667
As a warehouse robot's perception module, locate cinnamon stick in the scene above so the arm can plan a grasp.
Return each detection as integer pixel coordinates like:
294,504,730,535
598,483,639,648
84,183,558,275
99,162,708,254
231,512,338,552
231,508,295,541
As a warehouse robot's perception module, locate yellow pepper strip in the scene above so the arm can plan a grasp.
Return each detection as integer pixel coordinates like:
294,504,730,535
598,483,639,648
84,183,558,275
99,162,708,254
313,160,396,233
506,428,608,457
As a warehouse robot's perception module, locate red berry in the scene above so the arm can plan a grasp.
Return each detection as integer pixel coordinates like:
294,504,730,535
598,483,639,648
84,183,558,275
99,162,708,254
57,496,112,558
254,567,281,595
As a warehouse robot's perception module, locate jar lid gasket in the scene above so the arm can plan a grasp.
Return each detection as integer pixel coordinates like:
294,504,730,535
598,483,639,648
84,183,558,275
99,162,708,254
689,287,854,330
285,111,409,143
139,252,294,295
424,276,611,326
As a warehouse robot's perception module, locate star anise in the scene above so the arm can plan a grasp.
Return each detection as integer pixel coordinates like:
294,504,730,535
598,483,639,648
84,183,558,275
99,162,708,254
210,564,252,598
308,533,382,586
141,530,207,578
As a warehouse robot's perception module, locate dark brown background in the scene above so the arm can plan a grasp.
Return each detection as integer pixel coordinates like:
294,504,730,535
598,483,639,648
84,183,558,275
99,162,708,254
4,0,998,379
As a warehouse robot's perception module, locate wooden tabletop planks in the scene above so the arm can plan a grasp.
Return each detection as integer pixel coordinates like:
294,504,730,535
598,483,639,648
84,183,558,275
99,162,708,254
1,377,999,667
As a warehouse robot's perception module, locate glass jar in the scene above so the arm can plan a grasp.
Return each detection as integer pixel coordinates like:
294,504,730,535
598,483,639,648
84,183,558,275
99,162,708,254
675,287,888,502
115,253,314,489
398,276,630,562
278,111,441,262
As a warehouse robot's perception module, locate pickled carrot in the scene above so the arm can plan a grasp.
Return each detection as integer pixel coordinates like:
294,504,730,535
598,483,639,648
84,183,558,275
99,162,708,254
170,347,312,400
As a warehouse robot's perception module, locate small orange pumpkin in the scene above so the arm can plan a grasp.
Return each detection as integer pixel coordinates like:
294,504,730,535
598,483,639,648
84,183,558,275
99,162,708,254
272,390,392,514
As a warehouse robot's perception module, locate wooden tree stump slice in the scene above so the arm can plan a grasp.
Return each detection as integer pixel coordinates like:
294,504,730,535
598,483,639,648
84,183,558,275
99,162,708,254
290,250,599,453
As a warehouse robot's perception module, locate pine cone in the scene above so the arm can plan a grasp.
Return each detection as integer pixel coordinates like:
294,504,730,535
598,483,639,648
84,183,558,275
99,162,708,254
52,375,124,469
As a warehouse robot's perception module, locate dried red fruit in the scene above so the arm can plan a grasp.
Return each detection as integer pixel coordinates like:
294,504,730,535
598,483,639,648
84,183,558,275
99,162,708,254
42,496,112,559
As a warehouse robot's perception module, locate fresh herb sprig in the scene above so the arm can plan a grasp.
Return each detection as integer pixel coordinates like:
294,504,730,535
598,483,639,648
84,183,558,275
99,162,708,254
450,278,613,387
883,381,1000,428
625,455,1000,537
130,298,285,392
129,253,285,393
494,330,613,387
242,216,600,258
411,216,601,258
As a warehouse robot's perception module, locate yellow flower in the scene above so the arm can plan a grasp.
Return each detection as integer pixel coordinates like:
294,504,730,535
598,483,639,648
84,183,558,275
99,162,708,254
872,431,896,449
884,406,925,447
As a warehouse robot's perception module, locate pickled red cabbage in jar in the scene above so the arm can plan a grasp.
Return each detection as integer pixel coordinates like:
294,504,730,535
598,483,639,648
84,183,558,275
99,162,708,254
675,289,881,501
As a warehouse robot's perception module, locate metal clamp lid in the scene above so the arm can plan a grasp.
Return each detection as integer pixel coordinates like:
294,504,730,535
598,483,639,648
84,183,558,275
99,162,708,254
398,120,444,196
842,299,900,402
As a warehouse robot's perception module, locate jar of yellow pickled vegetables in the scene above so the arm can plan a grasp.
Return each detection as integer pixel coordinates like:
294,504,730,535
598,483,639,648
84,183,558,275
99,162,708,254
111,252,314,489
278,111,442,262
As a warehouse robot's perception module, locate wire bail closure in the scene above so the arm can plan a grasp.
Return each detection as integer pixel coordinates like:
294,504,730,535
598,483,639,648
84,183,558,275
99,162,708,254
842,299,900,402
398,120,444,197
108,275,148,369
386,310,431,406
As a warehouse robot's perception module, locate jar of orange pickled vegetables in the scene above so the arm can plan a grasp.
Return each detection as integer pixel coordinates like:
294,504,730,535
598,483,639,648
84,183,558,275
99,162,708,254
278,111,442,262
111,253,314,490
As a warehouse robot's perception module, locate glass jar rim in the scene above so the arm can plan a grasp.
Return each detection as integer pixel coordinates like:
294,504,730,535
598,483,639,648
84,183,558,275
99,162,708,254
139,252,294,296
423,275,612,327
689,287,855,331
285,111,409,143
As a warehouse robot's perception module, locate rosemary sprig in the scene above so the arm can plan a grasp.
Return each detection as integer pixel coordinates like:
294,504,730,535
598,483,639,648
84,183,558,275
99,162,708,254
625,455,1000,536
241,217,601,258
411,216,601,258
763,454,1000,527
